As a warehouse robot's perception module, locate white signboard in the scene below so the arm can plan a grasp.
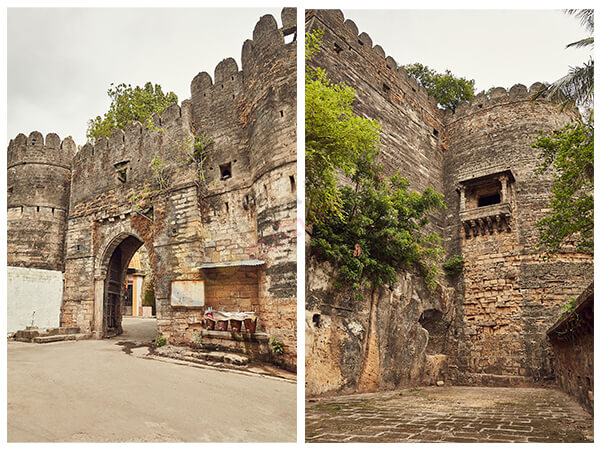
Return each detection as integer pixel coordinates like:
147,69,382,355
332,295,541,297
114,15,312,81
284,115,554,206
170,280,205,307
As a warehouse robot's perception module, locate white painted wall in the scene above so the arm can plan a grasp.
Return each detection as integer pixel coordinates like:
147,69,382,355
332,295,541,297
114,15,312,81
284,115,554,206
7,266,64,333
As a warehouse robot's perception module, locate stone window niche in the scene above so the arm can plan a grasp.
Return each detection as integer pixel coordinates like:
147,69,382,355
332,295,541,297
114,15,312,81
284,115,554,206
114,161,129,183
457,169,514,238
219,162,232,180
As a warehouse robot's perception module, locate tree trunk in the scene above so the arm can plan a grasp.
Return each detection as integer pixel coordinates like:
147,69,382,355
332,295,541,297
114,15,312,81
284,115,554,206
357,287,381,392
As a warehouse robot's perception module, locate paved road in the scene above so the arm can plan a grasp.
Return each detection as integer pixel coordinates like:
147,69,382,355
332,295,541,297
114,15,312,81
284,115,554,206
306,386,593,443
8,318,296,442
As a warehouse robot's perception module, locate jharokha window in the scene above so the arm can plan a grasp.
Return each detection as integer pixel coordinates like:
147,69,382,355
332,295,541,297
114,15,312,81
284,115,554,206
457,169,515,238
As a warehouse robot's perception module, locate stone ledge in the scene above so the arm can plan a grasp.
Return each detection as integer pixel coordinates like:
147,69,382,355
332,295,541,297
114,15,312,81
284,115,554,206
195,329,273,362
13,326,82,342
200,329,270,343
460,203,512,237
33,333,91,343
454,372,535,387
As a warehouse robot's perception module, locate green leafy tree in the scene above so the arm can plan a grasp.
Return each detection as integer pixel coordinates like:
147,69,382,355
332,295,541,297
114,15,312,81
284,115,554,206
533,119,593,254
402,63,475,112
87,82,178,143
306,30,446,291
306,29,381,227
532,9,594,109
311,155,445,291
531,9,594,255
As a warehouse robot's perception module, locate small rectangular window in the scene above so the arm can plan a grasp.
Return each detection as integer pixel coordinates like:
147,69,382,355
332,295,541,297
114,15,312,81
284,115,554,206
220,162,232,180
334,43,343,54
478,193,501,207
114,161,129,183
289,175,296,193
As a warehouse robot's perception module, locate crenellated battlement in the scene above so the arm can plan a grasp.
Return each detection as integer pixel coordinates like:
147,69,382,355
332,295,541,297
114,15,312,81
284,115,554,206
69,102,196,207
8,131,76,169
445,82,566,123
306,9,576,134
73,100,193,167
189,7,297,193
7,132,74,272
307,9,441,117
191,8,296,102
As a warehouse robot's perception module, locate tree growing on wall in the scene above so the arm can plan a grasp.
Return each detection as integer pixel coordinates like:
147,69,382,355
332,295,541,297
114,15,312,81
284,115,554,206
306,29,446,291
306,28,381,227
533,119,593,254
402,63,475,112
310,158,446,291
86,82,178,144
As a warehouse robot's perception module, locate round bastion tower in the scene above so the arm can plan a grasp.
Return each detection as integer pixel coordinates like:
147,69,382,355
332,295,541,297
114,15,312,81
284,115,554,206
7,131,75,332
442,84,593,384
7,131,75,270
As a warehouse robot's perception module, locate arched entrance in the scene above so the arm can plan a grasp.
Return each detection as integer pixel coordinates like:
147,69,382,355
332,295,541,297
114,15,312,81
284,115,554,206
94,233,146,338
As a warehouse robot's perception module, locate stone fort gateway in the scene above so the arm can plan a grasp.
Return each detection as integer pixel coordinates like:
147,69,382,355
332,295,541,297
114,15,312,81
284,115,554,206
305,10,592,410
7,9,298,370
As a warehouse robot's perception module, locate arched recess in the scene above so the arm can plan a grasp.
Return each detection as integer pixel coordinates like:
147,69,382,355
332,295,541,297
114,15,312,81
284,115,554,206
418,308,449,355
93,232,145,338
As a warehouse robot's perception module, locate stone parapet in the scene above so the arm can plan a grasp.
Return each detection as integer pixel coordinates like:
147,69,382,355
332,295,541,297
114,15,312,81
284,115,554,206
460,203,512,237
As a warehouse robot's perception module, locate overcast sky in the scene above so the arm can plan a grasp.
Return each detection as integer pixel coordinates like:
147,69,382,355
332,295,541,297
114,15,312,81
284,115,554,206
7,8,593,146
342,9,592,95
7,8,282,146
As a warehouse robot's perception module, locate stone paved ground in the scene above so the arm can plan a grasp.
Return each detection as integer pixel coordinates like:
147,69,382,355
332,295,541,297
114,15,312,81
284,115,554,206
306,386,593,443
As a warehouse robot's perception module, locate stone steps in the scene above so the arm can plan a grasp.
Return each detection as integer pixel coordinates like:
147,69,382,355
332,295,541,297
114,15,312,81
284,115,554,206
13,326,89,343
153,345,249,368
33,333,92,344
194,329,272,362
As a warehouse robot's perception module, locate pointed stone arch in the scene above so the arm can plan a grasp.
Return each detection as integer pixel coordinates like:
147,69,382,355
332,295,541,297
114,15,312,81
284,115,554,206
93,229,146,338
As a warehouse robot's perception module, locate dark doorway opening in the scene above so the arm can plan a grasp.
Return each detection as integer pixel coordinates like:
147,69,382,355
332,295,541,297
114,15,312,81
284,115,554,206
418,308,448,354
103,235,145,337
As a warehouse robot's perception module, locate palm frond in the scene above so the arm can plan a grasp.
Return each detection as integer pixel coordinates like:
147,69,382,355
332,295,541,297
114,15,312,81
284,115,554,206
566,36,594,49
539,59,594,109
565,9,594,33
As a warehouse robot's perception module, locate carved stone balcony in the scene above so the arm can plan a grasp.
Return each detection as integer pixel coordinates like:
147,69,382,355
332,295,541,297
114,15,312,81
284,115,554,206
459,202,512,238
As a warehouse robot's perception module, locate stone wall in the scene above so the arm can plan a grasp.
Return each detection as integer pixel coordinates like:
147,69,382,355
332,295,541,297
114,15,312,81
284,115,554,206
547,283,594,414
305,9,451,395
306,9,445,235
306,258,456,396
